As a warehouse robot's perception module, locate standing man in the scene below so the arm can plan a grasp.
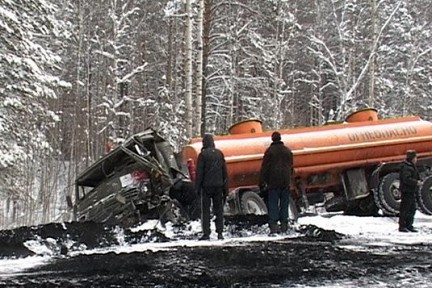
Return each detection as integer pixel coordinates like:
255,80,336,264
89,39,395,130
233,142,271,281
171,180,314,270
399,150,422,232
259,131,293,234
196,134,228,240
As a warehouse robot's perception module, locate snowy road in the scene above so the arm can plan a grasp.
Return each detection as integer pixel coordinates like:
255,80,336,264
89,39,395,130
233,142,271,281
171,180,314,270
0,213,431,287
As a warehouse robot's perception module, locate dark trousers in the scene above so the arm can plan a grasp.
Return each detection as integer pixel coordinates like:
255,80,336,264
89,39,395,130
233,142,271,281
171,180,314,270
201,187,224,236
268,188,289,225
399,192,416,229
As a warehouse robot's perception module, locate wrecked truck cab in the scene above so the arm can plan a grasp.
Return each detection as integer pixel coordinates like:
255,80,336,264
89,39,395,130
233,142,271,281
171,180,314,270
73,129,198,227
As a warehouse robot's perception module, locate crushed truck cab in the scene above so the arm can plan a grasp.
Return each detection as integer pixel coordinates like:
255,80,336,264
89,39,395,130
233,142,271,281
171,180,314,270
73,129,198,227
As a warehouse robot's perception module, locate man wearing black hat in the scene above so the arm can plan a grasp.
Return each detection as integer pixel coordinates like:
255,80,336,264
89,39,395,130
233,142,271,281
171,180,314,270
398,150,422,232
196,134,228,240
259,131,293,234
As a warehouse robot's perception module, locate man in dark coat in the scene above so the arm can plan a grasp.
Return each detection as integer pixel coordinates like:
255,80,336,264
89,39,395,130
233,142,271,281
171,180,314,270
259,131,293,234
398,150,422,232
195,134,228,240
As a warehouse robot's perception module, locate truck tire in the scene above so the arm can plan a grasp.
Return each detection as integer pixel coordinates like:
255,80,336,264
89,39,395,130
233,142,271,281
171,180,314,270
240,191,268,215
378,173,400,215
416,175,432,215
372,187,394,216
372,187,385,211
324,196,346,212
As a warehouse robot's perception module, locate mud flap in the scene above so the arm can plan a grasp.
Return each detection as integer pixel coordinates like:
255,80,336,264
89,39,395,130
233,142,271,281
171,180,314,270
296,180,310,211
342,169,370,201
288,194,299,224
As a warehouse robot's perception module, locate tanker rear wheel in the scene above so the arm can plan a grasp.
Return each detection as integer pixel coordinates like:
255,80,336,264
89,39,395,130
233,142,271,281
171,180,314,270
378,173,400,215
240,191,268,215
373,187,394,216
416,176,432,215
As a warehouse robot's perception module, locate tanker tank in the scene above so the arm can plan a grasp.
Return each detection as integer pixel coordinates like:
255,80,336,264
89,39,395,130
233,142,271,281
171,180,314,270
183,108,432,217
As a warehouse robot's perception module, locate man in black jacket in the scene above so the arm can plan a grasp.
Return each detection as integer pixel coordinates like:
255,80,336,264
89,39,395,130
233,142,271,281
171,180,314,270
195,134,228,240
398,150,422,232
259,131,293,234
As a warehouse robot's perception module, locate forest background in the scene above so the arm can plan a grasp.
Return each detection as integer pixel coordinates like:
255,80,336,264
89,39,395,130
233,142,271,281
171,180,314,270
0,0,431,229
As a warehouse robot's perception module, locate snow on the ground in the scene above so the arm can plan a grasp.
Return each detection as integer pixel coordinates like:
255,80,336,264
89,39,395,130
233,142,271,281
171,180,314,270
1,212,431,277
298,211,432,249
0,256,51,277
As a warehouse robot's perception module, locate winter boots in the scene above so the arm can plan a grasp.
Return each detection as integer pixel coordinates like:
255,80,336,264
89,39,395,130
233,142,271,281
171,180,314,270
269,222,290,235
399,226,418,233
280,222,289,233
199,233,225,240
199,234,210,240
269,223,279,235
407,226,418,233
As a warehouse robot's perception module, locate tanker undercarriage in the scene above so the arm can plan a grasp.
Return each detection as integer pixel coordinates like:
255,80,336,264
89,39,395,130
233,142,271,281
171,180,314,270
299,163,432,218
224,160,432,220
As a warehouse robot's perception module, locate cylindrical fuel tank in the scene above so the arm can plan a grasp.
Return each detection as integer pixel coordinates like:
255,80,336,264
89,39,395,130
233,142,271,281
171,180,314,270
228,119,263,134
183,111,432,191
345,108,379,122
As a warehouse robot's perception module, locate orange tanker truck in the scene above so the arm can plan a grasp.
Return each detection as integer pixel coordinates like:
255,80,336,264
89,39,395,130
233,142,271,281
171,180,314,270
183,108,432,218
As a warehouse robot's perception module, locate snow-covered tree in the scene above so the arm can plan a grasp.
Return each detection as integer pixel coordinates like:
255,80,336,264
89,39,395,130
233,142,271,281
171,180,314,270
377,0,432,118
92,0,147,144
0,0,67,203
203,1,302,132
2,0,432,228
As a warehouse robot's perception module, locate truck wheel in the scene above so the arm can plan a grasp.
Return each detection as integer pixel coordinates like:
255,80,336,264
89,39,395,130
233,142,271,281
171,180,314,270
372,188,385,211
324,196,346,212
372,188,394,216
378,173,400,215
416,176,432,215
240,191,268,215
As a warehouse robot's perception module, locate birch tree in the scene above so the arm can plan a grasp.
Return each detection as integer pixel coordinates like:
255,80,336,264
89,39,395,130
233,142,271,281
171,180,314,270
185,0,193,138
368,0,378,107
195,0,204,136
